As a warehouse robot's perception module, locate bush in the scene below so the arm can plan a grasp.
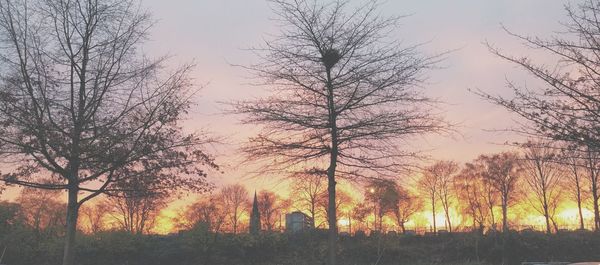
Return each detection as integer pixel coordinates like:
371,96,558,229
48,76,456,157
2,228,599,265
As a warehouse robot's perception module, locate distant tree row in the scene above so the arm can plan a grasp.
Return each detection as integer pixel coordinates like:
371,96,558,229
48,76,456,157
417,142,600,235
3,138,600,242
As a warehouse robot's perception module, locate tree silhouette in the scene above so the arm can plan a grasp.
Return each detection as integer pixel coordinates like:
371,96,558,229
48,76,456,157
16,188,65,236
107,176,170,235
257,190,285,231
233,1,446,262
79,203,109,234
520,141,564,234
475,1,600,231
479,152,522,233
180,196,227,233
365,180,398,231
220,184,249,234
427,161,459,232
0,0,216,263
454,162,489,231
562,145,588,230
392,185,421,234
582,145,600,230
290,171,327,226
418,162,457,233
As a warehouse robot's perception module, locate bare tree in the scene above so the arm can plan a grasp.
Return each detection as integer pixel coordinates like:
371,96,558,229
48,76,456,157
365,180,398,231
290,171,326,225
582,145,600,230
179,196,227,233
478,152,522,264
479,152,522,233
79,203,109,234
476,1,600,150
0,0,216,263
429,161,459,232
257,190,284,231
220,184,249,234
474,1,600,232
562,146,588,230
520,141,564,234
107,175,170,235
417,161,458,233
392,185,422,234
232,1,445,263
418,168,439,234
177,195,227,265
351,202,371,232
16,187,65,236
454,162,488,232
469,156,501,230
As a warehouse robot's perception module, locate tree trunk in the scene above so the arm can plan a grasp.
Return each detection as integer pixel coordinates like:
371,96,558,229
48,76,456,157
445,209,452,233
233,215,238,234
489,204,496,231
592,176,600,231
348,214,352,234
327,165,337,265
501,196,508,233
543,196,551,234
594,191,600,232
431,196,437,234
373,205,377,232
572,165,585,230
576,180,585,230
501,228,509,265
310,204,316,228
326,67,338,265
586,148,600,231
551,218,559,233
544,211,551,234
62,186,80,265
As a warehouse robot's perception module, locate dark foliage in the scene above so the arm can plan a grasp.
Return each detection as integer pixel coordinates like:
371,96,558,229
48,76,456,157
1,223,599,265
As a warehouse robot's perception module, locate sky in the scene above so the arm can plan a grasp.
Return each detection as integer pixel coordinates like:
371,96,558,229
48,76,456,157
134,0,570,193
0,0,574,201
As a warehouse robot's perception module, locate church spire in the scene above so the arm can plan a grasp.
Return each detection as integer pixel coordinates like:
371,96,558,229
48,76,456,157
249,190,261,235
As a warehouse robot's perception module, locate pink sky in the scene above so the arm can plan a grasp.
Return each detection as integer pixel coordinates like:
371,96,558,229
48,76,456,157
0,0,573,199
140,1,569,191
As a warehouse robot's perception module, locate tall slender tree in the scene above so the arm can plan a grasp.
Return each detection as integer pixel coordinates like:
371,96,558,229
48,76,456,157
0,0,216,264
562,146,588,230
480,152,522,233
233,1,445,263
454,162,488,232
583,145,600,230
257,190,286,231
418,169,439,234
392,185,421,234
220,184,249,234
430,161,459,232
520,141,564,234
364,180,399,231
290,171,326,225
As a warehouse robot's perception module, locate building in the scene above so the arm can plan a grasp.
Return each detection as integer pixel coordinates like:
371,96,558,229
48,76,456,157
285,211,313,233
249,191,261,235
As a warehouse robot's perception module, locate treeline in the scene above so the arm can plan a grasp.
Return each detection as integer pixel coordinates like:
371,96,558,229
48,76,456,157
2,222,600,265
172,140,600,236
3,138,595,239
